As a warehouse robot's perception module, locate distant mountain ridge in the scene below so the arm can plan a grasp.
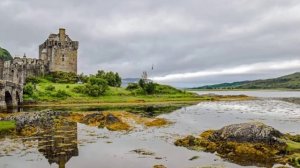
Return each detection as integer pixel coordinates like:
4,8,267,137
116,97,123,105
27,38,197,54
0,47,12,61
192,72,300,90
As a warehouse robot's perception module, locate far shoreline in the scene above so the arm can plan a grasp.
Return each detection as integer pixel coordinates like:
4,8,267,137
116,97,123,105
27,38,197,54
187,88,300,91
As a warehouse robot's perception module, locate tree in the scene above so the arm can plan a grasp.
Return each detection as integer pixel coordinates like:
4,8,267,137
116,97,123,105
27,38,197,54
137,71,158,94
78,73,89,83
126,83,140,90
84,77,108,96
115,73,122,87
95,70,122,87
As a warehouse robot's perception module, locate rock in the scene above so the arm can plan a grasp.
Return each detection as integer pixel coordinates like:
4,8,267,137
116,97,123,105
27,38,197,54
5,110,66,132
131,149,155,156
105,113,120,124
211,122,283,145
174,122,300,167
189,156,199,161
81,112,105,125
153,165,167,168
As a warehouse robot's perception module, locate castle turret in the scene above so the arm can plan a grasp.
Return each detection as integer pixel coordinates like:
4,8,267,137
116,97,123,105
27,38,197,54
59,28,66,43
39,28,78,74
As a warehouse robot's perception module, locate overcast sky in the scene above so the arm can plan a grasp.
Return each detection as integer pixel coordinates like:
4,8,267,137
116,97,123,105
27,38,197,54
1,0,300,87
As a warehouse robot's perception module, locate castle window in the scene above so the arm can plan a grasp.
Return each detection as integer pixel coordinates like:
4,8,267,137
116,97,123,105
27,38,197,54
62,54,65,61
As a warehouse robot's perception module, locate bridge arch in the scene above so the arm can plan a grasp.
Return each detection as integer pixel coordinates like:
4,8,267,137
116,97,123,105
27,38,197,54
5,91,13,107
0,80,23,109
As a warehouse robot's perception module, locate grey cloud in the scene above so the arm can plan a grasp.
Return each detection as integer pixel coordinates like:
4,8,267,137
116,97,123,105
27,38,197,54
1,0,300,87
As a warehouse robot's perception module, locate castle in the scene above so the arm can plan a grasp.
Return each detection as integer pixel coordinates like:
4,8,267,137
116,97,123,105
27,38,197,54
39,28,78,73
0,28,78,108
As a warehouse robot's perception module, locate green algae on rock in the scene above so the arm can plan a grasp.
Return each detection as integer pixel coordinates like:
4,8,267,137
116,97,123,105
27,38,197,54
175,122,300,167
0,121,16,136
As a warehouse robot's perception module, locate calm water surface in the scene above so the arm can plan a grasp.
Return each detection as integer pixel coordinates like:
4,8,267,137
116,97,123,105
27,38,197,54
0,91,299,168
195,90,300,98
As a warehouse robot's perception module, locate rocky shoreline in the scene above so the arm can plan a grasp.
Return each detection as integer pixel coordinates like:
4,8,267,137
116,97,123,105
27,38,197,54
0,110,171,137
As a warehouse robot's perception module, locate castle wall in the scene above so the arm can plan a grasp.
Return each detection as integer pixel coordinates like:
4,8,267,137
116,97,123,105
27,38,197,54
0,60,4,79
0,56,48,85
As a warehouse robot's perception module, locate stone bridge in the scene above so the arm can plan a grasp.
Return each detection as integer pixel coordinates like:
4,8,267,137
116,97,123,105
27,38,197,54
0,80,23,109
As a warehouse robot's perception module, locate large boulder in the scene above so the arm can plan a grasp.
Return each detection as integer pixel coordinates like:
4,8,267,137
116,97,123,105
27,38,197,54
211,122,283,145
175,122,300,167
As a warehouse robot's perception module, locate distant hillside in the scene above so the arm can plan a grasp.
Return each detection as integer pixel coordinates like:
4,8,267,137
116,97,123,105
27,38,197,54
193,72,300,90
0,47,12,61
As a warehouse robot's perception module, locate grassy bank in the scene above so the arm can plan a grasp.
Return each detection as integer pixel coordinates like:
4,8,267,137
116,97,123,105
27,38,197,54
23,78,206,106
22,73,254,107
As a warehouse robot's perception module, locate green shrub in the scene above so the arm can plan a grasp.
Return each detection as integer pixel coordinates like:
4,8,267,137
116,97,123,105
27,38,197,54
23,83,34,96
72,77,109,97
126,83,140,90
48,71,78,83
54,90,70,99
72,85,85,93
84,77,108,96
144,82,156,94
78,73,89,83
137,79,156,94
45,85,55,91
84,83,107,97
25,76,41,84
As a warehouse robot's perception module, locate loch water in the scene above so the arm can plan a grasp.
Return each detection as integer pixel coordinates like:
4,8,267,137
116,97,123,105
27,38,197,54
0,91,300,168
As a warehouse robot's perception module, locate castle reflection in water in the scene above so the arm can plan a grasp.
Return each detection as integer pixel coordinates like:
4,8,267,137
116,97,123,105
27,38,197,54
37,120,78,168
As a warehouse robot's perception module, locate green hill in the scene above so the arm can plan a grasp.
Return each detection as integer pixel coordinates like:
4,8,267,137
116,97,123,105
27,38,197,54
193,72,300,90
0,47,12,61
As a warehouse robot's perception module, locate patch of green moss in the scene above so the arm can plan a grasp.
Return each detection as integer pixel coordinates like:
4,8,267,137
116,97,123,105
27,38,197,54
0,120,16,135
286,140,300,152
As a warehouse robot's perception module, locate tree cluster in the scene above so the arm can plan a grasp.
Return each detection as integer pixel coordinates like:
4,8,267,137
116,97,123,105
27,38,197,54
73,77,109,97
95,70,122,87
126,79,156,95
47,71,78,83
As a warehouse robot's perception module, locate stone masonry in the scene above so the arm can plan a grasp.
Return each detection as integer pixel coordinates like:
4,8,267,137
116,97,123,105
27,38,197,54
0,28,78,109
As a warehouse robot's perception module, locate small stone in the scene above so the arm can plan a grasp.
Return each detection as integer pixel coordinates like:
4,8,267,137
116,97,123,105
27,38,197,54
153,165,167,168
189,156,199,161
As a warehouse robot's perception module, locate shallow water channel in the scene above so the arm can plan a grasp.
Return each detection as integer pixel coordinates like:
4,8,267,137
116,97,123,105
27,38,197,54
0,91,300,168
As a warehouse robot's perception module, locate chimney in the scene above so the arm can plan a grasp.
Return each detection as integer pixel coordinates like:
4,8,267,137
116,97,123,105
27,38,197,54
59,28,66,42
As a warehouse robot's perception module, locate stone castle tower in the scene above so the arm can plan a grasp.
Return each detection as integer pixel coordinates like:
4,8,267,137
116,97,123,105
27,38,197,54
39,28,78,74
